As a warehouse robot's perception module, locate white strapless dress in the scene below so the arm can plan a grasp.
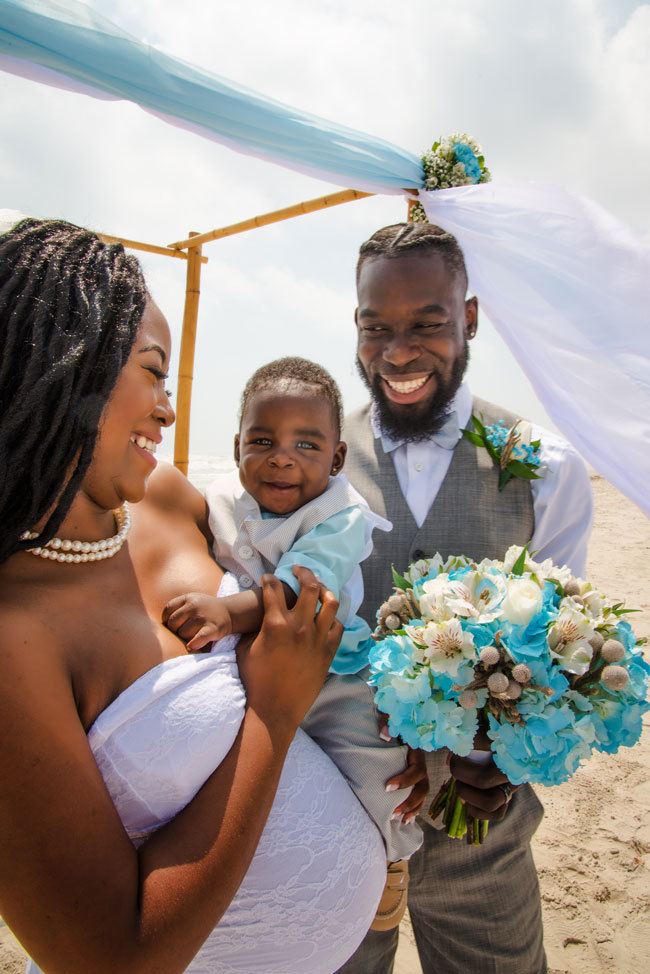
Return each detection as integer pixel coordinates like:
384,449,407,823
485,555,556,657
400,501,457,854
26,577,385,974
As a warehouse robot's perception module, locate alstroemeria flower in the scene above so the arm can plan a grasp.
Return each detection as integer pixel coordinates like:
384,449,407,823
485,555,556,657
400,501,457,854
404,554,444,585
549,604,596,675
405,618,476,677
416,574,456,621
443,571,507,624
579,586,607,623
502,546,572,589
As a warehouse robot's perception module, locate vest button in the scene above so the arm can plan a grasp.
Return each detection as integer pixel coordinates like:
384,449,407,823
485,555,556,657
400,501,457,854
238,545,254,561
239,573,254,588
412,549,425,560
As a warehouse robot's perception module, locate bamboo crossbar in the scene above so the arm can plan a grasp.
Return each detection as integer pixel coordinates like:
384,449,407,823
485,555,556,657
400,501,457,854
167,189,374,251
99,233,208,263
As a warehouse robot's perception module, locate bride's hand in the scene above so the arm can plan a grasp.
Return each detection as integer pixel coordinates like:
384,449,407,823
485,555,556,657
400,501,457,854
237,567,342,732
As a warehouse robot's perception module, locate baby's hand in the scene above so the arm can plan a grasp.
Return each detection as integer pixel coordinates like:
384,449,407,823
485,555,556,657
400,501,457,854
162,593,233,652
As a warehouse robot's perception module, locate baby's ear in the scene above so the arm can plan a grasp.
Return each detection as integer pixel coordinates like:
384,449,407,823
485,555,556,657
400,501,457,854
331,441,347,475
233,434,240,466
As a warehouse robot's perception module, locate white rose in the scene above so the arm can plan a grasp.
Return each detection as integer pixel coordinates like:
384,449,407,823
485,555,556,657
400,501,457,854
500,577,544,627
514,420,532,447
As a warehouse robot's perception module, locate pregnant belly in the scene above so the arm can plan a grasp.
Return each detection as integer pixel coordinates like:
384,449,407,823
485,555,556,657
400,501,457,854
187,728,386,974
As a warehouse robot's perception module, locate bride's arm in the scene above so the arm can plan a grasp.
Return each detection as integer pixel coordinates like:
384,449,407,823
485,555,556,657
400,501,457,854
0,571,340,974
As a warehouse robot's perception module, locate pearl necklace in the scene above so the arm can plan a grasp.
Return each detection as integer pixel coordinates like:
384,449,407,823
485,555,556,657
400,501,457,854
20,505,131,563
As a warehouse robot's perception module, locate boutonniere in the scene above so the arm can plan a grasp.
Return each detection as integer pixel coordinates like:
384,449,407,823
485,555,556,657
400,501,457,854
462,414,544,490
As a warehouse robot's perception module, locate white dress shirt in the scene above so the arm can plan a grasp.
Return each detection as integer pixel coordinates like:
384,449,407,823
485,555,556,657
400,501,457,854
372,383,593,576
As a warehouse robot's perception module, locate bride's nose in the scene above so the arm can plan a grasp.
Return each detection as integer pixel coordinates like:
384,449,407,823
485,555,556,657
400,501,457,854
154,389,175,427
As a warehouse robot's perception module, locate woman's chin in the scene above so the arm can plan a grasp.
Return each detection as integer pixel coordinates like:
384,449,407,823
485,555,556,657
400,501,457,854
120,472,153,506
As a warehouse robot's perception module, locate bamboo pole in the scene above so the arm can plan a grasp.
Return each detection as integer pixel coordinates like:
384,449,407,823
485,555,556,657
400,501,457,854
407,193,420,221
167,188,373,251
173,234,203,474
99,233,208,263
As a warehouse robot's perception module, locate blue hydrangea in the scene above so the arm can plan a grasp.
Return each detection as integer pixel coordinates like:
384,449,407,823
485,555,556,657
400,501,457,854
453,142,482,184
367,634,413,680
487,705,595,786
588,691,649,754
499,582,558,661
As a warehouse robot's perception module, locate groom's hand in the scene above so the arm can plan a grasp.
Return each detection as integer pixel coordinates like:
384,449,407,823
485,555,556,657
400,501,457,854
449,753,520,821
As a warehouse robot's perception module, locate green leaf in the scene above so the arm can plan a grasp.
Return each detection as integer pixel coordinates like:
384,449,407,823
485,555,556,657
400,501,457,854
498,469,511,491
391,564,410,591
506,460,543,480
478,155,485,166
530,439,542,450
485,442,502,465
471,413,487,436
511,546,529,576
462,428,485,447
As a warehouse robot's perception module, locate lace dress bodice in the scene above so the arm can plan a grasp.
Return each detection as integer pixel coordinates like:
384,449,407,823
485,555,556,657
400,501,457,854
26,577,385,974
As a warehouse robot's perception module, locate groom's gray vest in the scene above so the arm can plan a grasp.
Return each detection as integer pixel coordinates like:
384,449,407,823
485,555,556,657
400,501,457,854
343,397,535,627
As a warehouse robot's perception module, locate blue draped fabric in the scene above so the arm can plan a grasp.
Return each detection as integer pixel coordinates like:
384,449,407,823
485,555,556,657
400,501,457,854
0,0,424,192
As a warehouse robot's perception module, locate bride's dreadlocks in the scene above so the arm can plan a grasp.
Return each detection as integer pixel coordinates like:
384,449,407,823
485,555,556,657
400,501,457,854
0,218,147,565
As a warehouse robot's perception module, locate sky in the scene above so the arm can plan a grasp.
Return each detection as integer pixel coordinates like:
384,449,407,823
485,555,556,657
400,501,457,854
1,0,649,459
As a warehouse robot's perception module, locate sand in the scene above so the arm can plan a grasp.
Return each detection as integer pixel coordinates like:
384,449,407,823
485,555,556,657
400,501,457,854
2,473,648,973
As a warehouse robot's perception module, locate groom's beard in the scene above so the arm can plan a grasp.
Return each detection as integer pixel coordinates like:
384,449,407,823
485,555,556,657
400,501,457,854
355,341,469,444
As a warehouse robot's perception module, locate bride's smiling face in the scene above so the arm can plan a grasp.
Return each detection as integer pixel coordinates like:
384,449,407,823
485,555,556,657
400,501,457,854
82,300,175,510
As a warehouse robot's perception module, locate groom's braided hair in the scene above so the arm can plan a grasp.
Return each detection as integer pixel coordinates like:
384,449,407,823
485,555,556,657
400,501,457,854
239,357,343,436
0,218,147,565
356,222,468,291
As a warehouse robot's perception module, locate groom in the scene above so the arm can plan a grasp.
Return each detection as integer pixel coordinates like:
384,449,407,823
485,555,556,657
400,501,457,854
339,222,593,974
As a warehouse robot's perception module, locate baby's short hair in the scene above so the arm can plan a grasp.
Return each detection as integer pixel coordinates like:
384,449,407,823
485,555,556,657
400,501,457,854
239,357,343,436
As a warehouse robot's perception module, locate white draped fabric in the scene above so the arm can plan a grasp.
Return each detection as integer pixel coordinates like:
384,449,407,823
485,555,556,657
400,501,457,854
419,183,650,517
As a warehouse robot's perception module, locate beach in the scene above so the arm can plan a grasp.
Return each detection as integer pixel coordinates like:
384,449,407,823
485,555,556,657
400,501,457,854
2,470,648,973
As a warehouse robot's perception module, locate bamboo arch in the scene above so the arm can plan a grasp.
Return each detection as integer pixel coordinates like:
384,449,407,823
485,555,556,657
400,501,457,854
101,188,374,475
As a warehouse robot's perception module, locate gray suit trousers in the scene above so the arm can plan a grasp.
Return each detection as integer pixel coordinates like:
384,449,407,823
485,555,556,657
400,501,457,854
336,782,547,974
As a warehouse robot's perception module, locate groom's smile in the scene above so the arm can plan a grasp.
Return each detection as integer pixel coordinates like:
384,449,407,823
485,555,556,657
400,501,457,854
380,371,437,404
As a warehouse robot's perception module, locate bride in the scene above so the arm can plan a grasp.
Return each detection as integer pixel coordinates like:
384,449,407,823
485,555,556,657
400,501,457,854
0,218,386,973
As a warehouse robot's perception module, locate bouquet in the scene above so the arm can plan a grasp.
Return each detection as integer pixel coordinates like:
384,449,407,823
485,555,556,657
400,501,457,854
368,547,649,844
